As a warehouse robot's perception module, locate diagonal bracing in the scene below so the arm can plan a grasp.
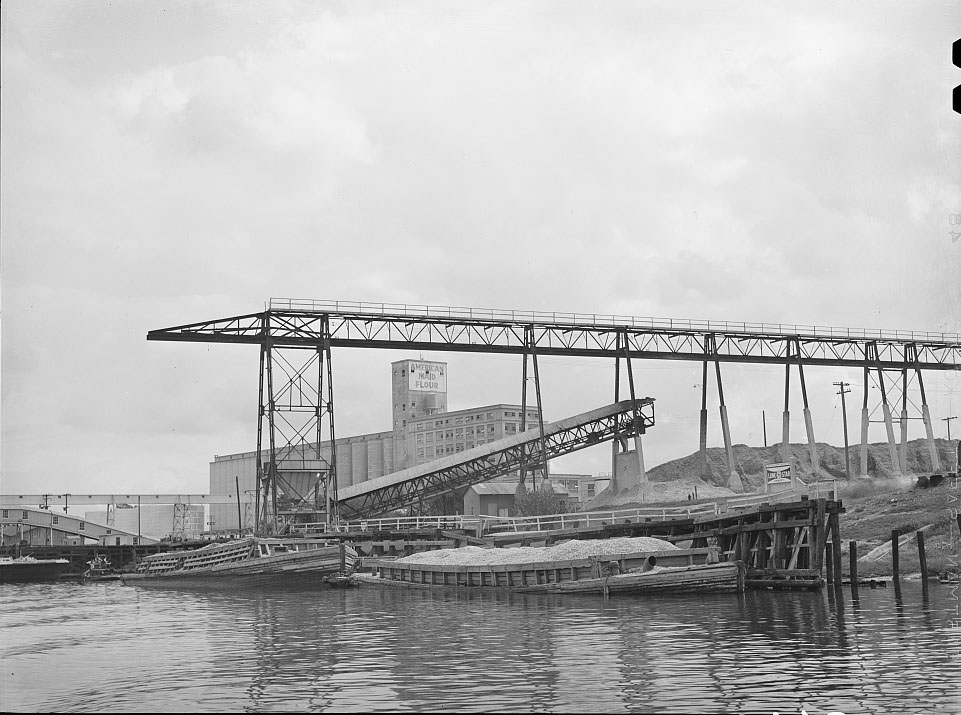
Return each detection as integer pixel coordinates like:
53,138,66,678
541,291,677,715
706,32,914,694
337,398,655,519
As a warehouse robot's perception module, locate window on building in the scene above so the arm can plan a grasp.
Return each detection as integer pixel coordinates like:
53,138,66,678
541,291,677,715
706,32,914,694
79,522,85,531
505,424,517,433
1,510,7,519
411,401,416,408
53,516,59,524
22,511,28,520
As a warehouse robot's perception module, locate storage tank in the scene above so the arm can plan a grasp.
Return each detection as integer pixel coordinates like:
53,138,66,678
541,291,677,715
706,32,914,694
367,439,385,479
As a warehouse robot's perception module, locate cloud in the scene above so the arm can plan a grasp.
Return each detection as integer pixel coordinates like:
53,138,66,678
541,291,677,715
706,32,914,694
1,0,957,494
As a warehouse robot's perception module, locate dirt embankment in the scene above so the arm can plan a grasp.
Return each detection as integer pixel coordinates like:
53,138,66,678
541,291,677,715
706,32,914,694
838,476,959,577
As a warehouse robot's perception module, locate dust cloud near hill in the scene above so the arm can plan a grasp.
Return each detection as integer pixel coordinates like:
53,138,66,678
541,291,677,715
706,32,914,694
588,438,957,509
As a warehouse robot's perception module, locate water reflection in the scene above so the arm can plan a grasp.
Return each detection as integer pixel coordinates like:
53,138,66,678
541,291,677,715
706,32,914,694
1,581,957,712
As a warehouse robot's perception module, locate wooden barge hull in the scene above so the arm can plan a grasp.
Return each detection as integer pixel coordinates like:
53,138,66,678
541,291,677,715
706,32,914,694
0,559,70,583
359,548,745,594
122,540,357,589
357,561,744,595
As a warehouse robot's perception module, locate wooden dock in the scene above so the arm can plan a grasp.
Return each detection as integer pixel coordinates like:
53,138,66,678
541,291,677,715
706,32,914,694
344,497,844,591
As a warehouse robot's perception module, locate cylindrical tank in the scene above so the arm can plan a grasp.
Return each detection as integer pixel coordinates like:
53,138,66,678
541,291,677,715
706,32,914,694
383,438,394,474
367,439,385,479
351,441,368,486
335,443,352,492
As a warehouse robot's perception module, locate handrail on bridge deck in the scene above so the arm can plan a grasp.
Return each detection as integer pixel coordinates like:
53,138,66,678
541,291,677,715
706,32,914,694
287,482,837,538
268,298,961,343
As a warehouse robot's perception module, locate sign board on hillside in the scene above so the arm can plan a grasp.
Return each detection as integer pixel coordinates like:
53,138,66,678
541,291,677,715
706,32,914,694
764,462,794,493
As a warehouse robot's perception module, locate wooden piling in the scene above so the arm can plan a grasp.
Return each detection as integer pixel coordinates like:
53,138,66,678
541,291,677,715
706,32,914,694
813,499,827,573
917,530,928,597
825,541,834,583
891,529,900,581
849,540,858,593
830,513,843,587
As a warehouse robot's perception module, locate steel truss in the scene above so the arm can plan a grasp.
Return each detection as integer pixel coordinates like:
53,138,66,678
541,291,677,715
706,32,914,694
145,301,960,525
339,399,655,520
147,303,960,369
255,314,338,534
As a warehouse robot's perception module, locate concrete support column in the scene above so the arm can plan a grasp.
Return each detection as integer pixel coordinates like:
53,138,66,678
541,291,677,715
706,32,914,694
714,357,741,491
859,366,870,478
899,369,908,475
781,362,792,463
899,406,909,475
699,360,709,479
882,402,902,477
917,368,941,472
803,408,818,478
922,404,941,472
796,351,819,479
611,351,620,493
877,368,902,478
719,404,742,491
622,334,646,484
634,433,647,484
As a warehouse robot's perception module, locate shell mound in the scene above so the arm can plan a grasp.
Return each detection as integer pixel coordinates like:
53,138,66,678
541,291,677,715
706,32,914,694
393,536,678,567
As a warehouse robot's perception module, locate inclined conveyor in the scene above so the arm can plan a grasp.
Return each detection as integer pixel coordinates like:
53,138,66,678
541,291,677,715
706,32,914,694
337,398,654,519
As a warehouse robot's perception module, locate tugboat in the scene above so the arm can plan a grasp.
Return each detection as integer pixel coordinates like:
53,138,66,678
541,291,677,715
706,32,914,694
82,554,121,582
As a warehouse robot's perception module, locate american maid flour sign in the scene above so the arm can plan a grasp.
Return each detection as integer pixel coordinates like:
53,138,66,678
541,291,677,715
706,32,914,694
408,361,446,392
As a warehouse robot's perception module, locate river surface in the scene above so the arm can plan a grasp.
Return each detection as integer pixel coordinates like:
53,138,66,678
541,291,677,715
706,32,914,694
0,578,957,714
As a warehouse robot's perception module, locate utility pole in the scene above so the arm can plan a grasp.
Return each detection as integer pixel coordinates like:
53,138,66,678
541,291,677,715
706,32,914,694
943,416,957,440
762,409,767,447
834,381,852,480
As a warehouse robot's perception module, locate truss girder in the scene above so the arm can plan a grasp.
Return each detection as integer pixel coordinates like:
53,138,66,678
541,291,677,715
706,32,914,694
338,399,655,519
147,310,961,370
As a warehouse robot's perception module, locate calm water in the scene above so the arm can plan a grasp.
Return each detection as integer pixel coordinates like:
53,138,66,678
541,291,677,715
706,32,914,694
0,579,957,714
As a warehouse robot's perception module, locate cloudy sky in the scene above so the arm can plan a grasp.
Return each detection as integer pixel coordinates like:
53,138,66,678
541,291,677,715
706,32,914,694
2,1,959,497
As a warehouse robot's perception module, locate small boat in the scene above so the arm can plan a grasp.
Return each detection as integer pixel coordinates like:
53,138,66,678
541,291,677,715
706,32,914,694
937,570,959,585
121,536,356,588
0,555,71,583
82,554,121,582
322,573,356,589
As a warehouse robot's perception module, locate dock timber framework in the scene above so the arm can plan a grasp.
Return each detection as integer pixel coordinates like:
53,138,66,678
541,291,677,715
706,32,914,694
145,299,961,529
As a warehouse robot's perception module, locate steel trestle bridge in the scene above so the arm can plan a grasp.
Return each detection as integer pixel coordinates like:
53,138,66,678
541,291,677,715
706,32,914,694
145,299,961,529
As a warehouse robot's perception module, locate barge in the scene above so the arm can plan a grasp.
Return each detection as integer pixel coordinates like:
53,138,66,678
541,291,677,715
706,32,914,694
122,536,356,588
356,537,745,595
